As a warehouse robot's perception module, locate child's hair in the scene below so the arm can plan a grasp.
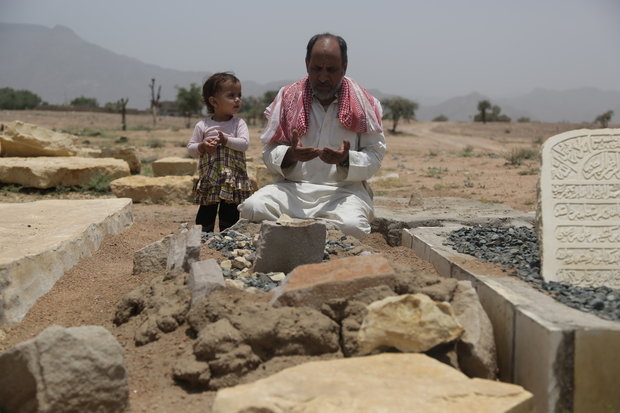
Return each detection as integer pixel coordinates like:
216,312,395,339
202,72,240,113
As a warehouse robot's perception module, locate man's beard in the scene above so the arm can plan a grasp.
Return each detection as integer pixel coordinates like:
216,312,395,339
311,79,342,101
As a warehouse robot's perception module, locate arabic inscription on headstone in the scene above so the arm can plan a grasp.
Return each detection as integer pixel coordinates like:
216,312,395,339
539,128,620,289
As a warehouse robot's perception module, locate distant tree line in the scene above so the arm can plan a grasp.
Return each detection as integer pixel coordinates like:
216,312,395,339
0,87,42,109
3,84,616,130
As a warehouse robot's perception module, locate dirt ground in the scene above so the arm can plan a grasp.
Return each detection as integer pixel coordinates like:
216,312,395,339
0,110,601,412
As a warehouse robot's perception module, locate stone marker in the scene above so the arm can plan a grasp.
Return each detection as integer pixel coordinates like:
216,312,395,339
133,224,201,275
0,325,128,413
357,293,463,354
0,120,78,157
253,218,326,274
270,254,396,309
110,174,195,203
188,259,226,306
0,198,133,326
539,128,620,288
152,156,197,176
0,156,130,188
211,353,534,413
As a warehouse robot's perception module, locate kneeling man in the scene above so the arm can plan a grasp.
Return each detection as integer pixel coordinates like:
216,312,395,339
239,33,386,239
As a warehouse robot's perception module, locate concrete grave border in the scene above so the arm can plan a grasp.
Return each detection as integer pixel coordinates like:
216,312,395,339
0,198,133,326
401,225,620,413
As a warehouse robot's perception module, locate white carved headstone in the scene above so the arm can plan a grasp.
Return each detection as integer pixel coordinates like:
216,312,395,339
539,128,620,288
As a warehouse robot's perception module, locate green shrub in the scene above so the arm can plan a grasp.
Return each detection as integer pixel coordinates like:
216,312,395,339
147,139,164,148
79,173,113,193
505,148,538,166
425,166,447,178
0,183,23,193
70,96,99,108
460,145,475,157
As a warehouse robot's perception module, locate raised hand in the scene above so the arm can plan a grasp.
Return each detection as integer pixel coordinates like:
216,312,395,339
216,130,228,147
282,130,320,167
319,139,350,165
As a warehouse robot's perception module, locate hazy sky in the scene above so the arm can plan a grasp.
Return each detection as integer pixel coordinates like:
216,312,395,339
2,0,619,101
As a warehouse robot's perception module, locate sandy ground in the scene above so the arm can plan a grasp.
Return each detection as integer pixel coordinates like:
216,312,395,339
0,110,600,411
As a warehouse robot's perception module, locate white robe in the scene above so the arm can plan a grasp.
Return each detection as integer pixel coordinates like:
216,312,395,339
238,97,386,238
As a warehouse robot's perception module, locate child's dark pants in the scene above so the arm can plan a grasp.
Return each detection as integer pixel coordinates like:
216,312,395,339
195,202,239,233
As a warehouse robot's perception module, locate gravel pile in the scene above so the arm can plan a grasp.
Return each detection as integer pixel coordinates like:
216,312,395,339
444,224,620,322
200,229,361,292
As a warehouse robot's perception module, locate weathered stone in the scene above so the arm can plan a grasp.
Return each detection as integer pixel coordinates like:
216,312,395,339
132,224,201,275
270,254,396,310
211,353,534,413
187,288,341,389
451,281,498,379
358,293,464,354
0,325,128,413
538,128,620,288
114,269,191,345
0,120,78,156
253,219,326,274
100,145,141,174
110,175,194,203
0,156,130,189
0,198,133,326
188,259,226,306
172,357,211,388
152,156,197,176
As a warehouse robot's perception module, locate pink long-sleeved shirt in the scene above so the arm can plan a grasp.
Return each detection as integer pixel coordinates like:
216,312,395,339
187,116,249,157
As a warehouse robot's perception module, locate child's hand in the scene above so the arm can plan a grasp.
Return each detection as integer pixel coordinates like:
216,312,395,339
217,131,228,147
199,138,218,155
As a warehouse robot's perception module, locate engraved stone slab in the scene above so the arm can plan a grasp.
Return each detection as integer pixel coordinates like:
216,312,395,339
539,128,620,288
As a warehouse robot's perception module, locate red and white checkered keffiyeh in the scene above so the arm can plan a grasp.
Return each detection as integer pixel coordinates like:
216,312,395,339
260,76,383,143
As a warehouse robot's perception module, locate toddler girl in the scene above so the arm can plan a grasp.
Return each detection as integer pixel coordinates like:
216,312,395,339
187,72,252,233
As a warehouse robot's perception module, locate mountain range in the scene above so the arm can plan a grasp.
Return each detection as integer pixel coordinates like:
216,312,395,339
1,22,618,123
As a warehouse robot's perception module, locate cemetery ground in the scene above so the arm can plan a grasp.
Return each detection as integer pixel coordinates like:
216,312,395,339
0,110,608,412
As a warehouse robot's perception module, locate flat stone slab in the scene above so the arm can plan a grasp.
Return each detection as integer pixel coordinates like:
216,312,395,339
403,225,620,413
539,128,620,288
152,156,197,177
271,254,396,310
0,198,133,326
372,197,534,246
374,196,535,226
0,120,78,157
212,353,533,413
110,175,195,203
0,157,131,189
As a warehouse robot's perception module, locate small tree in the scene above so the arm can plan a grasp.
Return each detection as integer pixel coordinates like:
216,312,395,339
474,100,510,123
149,78,162,127
117,98,129,131
594,110,614,128
175,83,202,128
70,96,99,108
242,90,279,126
381,96,419,133
476,100,491,124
